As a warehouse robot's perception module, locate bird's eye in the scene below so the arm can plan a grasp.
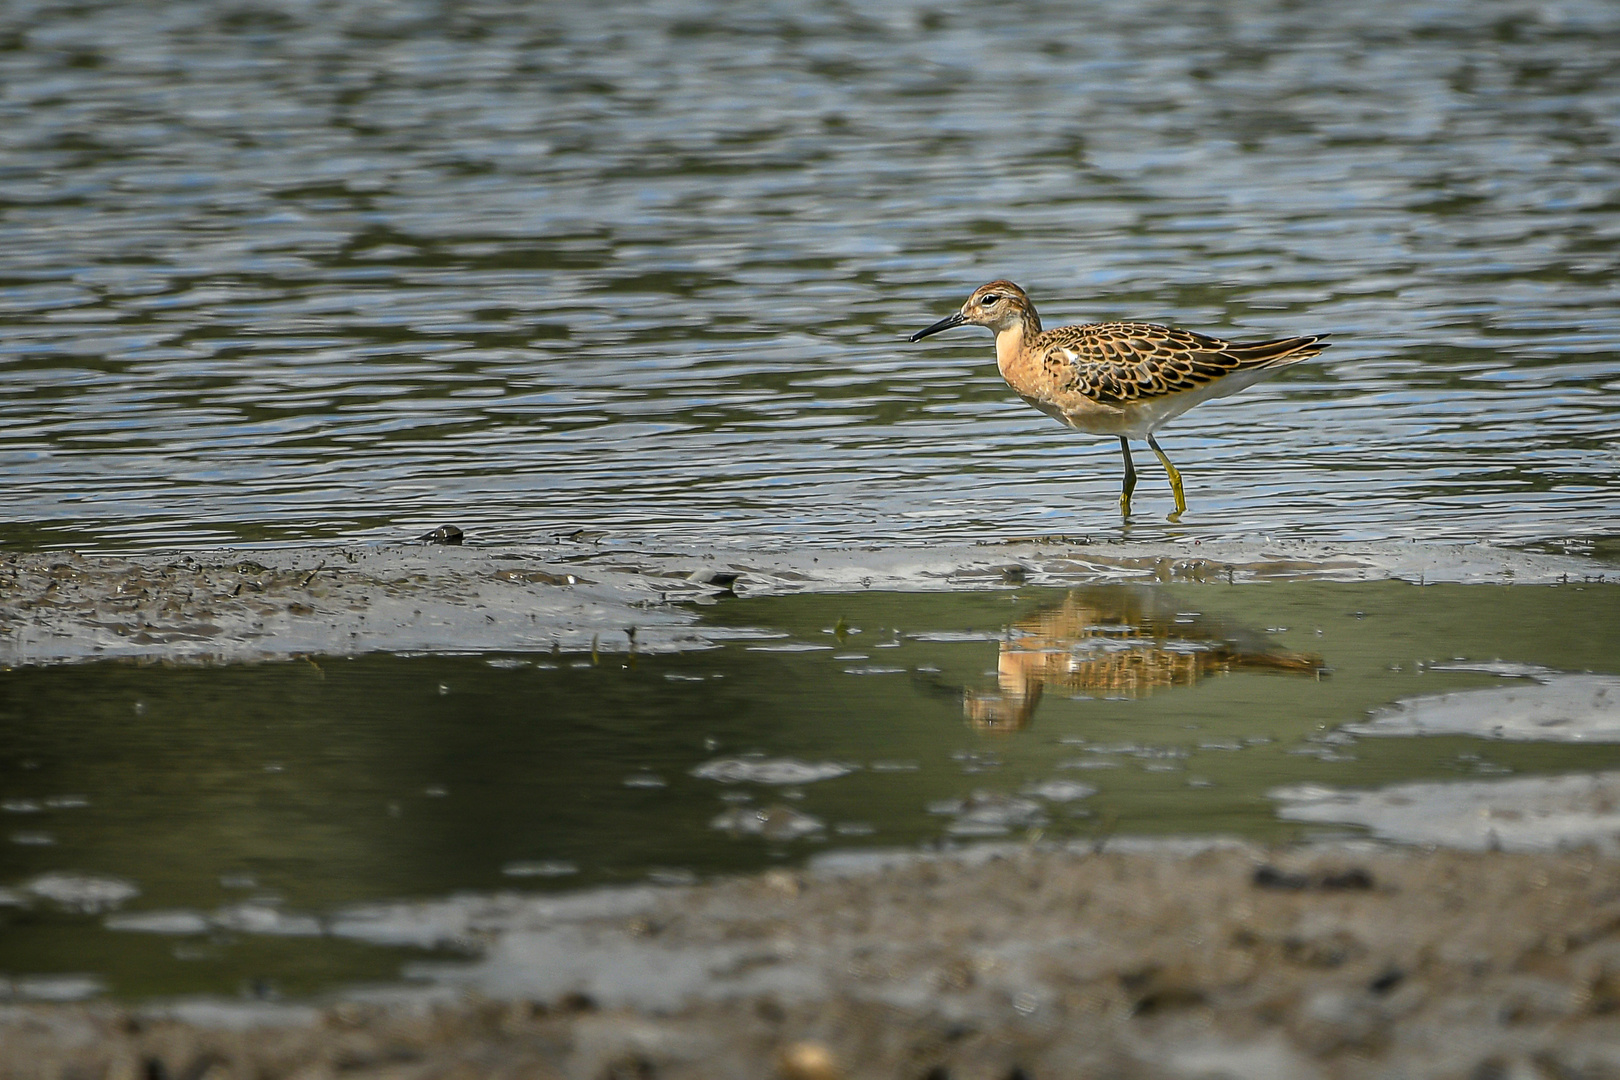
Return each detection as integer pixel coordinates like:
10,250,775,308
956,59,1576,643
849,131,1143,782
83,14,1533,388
979,294,1000,306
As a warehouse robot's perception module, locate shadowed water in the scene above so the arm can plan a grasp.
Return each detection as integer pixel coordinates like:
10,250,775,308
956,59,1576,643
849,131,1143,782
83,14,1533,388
0,0,1617,553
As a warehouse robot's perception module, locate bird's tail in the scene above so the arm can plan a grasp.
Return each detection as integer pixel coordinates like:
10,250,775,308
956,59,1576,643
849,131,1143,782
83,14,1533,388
1229,335,1330,368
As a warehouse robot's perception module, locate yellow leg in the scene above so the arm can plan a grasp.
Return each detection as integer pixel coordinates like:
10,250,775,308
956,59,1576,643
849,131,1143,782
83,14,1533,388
1117,436,1136,518
1147,433,1186,521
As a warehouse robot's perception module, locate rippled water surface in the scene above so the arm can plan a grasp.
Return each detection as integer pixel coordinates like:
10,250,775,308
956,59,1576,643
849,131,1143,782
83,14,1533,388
1,0,1617,553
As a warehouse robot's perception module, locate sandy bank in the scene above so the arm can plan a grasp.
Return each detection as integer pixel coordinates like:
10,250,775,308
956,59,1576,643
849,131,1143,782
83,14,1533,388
5,841,1620,1079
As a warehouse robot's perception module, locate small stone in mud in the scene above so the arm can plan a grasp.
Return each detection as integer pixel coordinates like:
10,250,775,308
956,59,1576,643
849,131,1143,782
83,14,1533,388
1253,864,1375,891
778,1040,841,1080
1319,867,1375,890
417,525,464,545
1121,963,1207,1015
1368,967,1406,995
686,569,741,591
1253,866,1312,890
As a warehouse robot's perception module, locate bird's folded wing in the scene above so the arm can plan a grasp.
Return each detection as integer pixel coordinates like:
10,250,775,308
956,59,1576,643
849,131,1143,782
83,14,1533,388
1042,323,1246,404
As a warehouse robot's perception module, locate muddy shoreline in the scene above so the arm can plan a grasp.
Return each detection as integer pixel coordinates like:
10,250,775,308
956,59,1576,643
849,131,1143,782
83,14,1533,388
5,842,1620,1079
3,539,1618,1079
1,537,1605,667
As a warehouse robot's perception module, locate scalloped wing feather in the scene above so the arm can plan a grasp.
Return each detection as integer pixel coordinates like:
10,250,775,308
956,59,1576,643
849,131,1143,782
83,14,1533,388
1040,322,1328,405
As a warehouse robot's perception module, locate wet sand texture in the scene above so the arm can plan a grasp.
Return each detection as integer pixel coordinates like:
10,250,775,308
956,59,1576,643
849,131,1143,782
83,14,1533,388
5,843,1620,1079
0,539,1602,667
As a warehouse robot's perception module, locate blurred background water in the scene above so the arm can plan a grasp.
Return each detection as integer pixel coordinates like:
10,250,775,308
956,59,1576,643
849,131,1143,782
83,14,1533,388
1,0,1617,553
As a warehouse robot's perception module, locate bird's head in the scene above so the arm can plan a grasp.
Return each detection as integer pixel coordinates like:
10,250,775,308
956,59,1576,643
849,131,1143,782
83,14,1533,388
910,280,1041,341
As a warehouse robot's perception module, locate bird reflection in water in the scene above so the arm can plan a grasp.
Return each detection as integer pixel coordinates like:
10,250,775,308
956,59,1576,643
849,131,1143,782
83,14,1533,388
964,587,1325,732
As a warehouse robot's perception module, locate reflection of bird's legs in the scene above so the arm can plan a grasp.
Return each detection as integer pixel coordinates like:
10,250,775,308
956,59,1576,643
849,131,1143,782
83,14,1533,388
1146,433,1186,521
1117,436,1136,518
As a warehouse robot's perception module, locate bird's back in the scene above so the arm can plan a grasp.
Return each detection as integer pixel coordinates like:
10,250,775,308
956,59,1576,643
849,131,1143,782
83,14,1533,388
1004,321,1328,435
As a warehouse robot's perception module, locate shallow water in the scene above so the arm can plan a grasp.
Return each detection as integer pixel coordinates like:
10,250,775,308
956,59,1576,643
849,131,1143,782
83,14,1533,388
2,580,1617,999
1,0,1618,554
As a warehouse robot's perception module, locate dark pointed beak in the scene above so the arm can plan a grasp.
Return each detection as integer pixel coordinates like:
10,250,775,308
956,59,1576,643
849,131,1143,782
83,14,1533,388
909,311,966,342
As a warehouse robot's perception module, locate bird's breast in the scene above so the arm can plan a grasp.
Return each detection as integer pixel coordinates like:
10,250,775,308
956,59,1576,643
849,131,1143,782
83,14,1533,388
996,343,1065,400
998,334,1166,436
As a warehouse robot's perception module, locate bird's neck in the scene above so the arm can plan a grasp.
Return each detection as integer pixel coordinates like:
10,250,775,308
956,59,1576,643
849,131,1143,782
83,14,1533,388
994,321,1031,376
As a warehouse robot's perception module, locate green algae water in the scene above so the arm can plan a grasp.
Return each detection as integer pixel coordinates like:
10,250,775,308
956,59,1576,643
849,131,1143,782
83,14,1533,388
2,580,1617,1000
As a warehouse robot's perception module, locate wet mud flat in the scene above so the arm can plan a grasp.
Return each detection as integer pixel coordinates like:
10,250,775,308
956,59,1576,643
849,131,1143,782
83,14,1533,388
3,538,1618,1079
5,841,1620,1080
0,537,1604,666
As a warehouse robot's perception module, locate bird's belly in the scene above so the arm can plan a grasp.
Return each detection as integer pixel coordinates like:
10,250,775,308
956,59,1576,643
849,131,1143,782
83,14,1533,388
1001,360,1146,436
1017,393,1129,435
1014,384,1229,439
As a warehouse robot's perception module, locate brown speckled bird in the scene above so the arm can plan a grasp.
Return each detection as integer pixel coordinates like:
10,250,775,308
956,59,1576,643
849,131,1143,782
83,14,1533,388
910,280,1328,519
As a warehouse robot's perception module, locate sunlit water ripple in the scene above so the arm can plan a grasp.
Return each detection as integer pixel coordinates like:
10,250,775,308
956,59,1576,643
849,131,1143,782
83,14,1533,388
1,0,1616,554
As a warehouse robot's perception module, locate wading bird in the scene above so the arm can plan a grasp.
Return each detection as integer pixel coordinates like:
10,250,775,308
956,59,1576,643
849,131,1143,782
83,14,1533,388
910,281,1327,519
